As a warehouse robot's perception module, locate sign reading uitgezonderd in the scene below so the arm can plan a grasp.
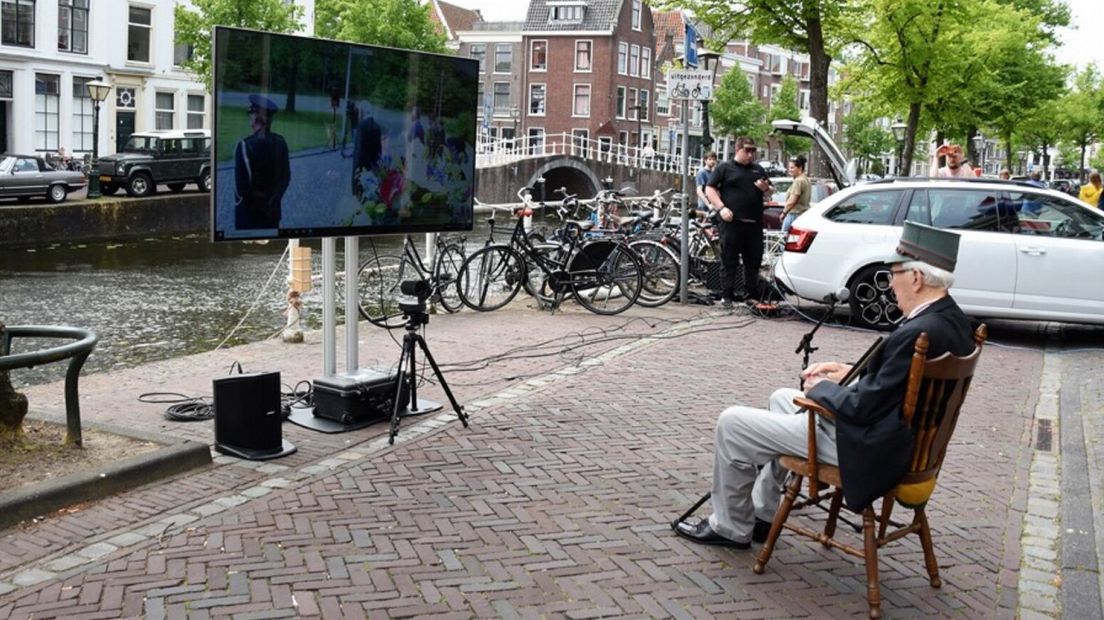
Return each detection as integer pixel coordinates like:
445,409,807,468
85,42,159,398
665,69,714,101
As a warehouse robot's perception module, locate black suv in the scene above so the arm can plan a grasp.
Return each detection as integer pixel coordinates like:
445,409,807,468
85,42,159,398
98,130,211,197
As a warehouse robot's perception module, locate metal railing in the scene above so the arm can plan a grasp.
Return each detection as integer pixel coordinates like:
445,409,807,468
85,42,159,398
476,132,702,175
0,325,98,446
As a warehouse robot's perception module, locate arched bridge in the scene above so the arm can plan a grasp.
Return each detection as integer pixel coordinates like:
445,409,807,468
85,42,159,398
474,133,701,204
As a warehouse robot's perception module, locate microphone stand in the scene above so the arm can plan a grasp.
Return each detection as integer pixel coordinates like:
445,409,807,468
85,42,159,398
795,296,841,390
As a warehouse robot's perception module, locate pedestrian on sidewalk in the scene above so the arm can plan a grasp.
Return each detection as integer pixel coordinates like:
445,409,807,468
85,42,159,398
675,221,975,549
704,137,772,307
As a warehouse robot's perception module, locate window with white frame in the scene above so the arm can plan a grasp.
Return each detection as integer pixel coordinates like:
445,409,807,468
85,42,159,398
549,4,583,21
572,128,589,155
174,40,194,66
34,74,59,152
127,5,151,62
618,42,627,75
771,84,781,105
529,83,546,115
628,88,637,119
2,0,35,47
799,89,809,111
187,94,204,129
616,86,626,118
631,0,641,30
575,40,591,72
770,54,784,75
528,127,545,154
573,84,590,117
58,0,88,53
599,136,612,154
71,76,93,153
641,47,651,79
155,92,174,130
494,44,512,73
629,44,639,77
761,85,768,98
531,40,547,71
656,85,668,116
470,44,486,73
618,130,628,146
493,82,510,113
639,90,650,122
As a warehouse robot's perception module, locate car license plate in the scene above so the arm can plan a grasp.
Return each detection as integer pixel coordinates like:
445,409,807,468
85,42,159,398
99,176,112,183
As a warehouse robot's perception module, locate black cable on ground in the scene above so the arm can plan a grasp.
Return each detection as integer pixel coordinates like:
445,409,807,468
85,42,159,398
138,392,215,422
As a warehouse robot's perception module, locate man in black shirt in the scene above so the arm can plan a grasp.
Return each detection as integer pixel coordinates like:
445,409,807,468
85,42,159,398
705,136,772,307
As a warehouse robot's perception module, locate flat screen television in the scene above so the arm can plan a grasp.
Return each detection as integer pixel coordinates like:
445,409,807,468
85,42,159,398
211,26,478,241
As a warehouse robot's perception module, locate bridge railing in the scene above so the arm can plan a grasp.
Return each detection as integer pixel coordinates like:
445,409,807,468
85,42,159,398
476,132,702,176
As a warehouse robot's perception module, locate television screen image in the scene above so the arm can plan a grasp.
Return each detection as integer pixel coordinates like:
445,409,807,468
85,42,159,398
211,27,479,241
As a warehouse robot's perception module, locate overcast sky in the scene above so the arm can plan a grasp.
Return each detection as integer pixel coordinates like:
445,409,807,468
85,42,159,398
446,0,1103,71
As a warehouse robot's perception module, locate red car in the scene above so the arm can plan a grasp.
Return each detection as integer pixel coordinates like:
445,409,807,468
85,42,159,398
762,176,837,229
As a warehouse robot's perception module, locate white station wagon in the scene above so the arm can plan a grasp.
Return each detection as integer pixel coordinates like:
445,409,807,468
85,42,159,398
771,118,1104,330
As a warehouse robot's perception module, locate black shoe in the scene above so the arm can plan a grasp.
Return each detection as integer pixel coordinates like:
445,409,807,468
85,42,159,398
752,518,772,543
674,519,751,549
721,299,734,311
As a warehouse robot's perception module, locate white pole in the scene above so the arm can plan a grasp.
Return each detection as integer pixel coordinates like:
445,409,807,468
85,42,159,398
322,238,336,377
679,98,691,304
344,236,359,373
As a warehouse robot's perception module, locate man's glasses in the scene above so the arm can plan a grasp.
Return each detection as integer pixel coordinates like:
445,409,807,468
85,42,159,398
742,147,757,153
889,268,911,278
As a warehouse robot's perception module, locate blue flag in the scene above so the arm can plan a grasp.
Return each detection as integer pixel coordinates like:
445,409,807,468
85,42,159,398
684,22,698,68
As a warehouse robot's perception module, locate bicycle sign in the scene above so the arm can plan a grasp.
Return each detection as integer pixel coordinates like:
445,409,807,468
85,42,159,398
665,69,714,101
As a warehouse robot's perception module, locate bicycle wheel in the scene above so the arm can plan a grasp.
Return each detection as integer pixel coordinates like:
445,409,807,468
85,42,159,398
523,242,565,306
629,239,680,307
568,239,643,315
435,244,466,314
357,254,409,328
457,245,525,311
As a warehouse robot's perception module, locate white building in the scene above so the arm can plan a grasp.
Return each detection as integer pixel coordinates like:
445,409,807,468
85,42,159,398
0,0,313,157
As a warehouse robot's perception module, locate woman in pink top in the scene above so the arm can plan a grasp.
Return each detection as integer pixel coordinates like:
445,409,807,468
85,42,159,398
929,143,974,178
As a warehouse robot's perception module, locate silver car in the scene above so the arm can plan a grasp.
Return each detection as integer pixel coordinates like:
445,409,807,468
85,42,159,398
0,154,88,203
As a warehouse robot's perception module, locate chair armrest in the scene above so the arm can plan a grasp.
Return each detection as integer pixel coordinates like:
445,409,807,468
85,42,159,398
793,395,835,499
794,396,836,421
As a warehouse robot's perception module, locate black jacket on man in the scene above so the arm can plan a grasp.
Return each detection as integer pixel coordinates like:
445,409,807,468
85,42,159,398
807,295,975,509
707,159,769,224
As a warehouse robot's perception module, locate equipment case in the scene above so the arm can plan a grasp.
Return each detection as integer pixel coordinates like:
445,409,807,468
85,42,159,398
313,368,405,425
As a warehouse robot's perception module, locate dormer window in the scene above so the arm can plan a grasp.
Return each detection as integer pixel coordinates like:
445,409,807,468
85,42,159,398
549,1,585,23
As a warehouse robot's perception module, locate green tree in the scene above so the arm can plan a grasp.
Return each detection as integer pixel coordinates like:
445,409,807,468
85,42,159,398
174,0,304,92
767,75,810,160
1017,99,1063,177
661,0,865,136
1056,66,1102,182
709,68,767,142
314,0,447,53
842,104,894,176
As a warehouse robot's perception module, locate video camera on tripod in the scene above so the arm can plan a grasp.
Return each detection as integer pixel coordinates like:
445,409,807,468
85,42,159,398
398,279,431,319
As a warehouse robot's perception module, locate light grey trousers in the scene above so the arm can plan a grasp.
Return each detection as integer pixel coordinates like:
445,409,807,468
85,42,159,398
708,387,840,543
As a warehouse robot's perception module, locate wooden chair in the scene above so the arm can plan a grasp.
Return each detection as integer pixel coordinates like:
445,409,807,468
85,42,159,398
752,324,987,619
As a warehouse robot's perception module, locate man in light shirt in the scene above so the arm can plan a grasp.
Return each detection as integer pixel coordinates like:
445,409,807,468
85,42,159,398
929,143,974,178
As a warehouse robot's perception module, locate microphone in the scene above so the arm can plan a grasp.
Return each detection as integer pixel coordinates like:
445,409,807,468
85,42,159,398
823,288,849,304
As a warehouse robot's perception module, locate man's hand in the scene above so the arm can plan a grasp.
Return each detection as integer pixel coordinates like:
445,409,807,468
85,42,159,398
754,178,771,192
801,361,853,388
719,206,733,222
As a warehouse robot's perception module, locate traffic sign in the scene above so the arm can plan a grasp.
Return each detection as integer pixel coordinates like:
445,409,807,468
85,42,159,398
665,69,714,101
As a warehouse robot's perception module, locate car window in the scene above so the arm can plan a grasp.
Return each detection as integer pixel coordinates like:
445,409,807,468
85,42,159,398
162,140,178,155
823,189,903,225
1006,192,1104,240
904,190,932,226
927,189,1005,232
0,157,12,174
15,158,39,173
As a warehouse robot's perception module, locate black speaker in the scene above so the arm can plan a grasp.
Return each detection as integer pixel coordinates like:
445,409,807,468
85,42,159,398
213,371,296,460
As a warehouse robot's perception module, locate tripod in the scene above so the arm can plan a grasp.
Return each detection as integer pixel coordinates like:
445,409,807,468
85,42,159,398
389,308,468,445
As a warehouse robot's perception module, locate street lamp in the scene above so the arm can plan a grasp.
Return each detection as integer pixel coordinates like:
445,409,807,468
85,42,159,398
509,105,520,153
971,133,986,175
697,49,721,155
890,119,908,177
84,79,112,199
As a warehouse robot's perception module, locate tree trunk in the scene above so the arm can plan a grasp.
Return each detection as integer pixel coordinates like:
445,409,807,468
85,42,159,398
902,102,922,177
0,323,28,444
1080,141,1087,183
806,15,832,178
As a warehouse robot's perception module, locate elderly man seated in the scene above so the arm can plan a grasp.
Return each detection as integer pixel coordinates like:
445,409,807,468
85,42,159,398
676,221,977,548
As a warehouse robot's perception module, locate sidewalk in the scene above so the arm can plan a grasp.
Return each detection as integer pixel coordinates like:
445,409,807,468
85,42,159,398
0,302,1086,618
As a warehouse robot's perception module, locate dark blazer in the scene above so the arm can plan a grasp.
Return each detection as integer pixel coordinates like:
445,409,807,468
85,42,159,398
807,295,975,509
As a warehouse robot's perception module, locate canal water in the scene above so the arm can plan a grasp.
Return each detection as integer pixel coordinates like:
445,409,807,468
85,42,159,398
0,215,530,388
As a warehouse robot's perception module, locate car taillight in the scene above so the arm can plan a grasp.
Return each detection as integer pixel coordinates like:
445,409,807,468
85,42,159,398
784,227,817,253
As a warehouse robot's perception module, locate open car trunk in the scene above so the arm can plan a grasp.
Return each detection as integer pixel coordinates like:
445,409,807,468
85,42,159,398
771,117,856,190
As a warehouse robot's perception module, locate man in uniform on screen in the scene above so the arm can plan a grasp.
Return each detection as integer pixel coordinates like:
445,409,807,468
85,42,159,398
234,94,291,230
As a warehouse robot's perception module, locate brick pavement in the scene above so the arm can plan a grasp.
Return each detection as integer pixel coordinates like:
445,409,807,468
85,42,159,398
0,302,1060,618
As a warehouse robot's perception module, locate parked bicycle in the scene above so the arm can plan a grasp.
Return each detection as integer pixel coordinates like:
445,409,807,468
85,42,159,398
357,234,467,329
457,191,644,315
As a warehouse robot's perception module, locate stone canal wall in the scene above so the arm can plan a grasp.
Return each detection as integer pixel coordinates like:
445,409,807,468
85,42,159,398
0,195,209,248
